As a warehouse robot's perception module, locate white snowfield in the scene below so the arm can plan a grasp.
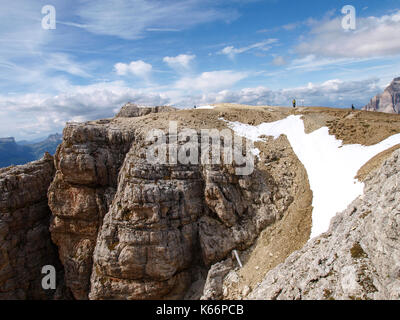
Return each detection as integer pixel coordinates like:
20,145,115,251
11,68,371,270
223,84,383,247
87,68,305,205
226,115,400,239
196,105,215,109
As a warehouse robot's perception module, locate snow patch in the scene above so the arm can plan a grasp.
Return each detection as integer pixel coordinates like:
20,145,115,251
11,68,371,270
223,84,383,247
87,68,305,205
226,115,400,239
196,105,215,109
251,147,261,159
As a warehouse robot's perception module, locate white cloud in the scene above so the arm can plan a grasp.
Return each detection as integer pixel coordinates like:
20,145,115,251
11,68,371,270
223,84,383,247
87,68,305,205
76,0,238,40
114,60,153,78
207,78,382,107
219,39,278,59
287,54,377,72
163,54,196,70
0,77,385,140
186,77,379,109
0,1,100,95
0,52,92,95
146,28,181,32
174,70,248,91
297,10,400,58
272,56,287,66
0,81,170,139
45,53,92,78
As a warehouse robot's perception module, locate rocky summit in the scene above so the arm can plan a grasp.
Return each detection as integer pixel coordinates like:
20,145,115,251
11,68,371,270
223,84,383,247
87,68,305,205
0,103,399,300
363,77,400,114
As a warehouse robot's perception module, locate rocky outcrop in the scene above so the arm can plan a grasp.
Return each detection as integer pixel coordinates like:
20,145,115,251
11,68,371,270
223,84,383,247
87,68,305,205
363,77,400,114
88,132,290,299
48,120,135,300
249,149,400,300
89,145,284,299
0,154,65,299
116,103,177,118
89,146,204,299
48,106,305,300
200,258,233,300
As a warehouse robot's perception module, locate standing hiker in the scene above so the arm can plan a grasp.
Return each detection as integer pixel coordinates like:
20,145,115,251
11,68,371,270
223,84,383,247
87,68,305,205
351,104,355,111
292,99,296,108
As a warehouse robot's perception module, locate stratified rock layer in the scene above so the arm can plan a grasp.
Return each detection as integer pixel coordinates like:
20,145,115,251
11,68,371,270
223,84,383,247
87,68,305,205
363,77,400,114
48,121,135,299
89,149,204,299
0,154,63,299
249,149,400,300
89,138,283,299
49,106,307,300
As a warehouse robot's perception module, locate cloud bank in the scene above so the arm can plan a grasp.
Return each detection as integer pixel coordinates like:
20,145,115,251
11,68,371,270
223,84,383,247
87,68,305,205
297,10,400,59
0,77,382,140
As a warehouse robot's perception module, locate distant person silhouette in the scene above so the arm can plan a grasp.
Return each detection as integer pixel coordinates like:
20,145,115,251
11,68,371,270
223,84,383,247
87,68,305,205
351,104,355,111
292,99,296,108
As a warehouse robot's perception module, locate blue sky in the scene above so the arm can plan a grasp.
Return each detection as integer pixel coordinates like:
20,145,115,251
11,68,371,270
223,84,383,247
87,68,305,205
1,0,400,139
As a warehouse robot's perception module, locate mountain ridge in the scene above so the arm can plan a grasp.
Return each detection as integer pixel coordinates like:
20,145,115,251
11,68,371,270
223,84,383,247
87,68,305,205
363,77,400,114
0,133,62,168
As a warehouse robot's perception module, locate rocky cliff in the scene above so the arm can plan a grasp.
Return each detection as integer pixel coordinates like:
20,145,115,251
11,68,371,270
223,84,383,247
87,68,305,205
1,103,399,300
48,105,312,300
48,120,135,299
249,149,400,300
0,154,67,299
363,77,400,114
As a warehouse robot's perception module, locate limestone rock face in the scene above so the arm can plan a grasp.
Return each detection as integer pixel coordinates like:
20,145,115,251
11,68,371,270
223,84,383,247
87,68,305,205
363,77,400,114
88,134,285,299
48,121,135,299
198,166,282,266
249,149,400,300
47,105,303,300
0,155,64,299
89,143,204,299
116,103,176,118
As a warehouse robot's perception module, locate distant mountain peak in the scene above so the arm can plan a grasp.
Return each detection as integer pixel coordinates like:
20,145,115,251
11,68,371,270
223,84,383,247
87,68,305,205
363,77,400,114
46,133,63,142
0,137,16,143
0,133,62,168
